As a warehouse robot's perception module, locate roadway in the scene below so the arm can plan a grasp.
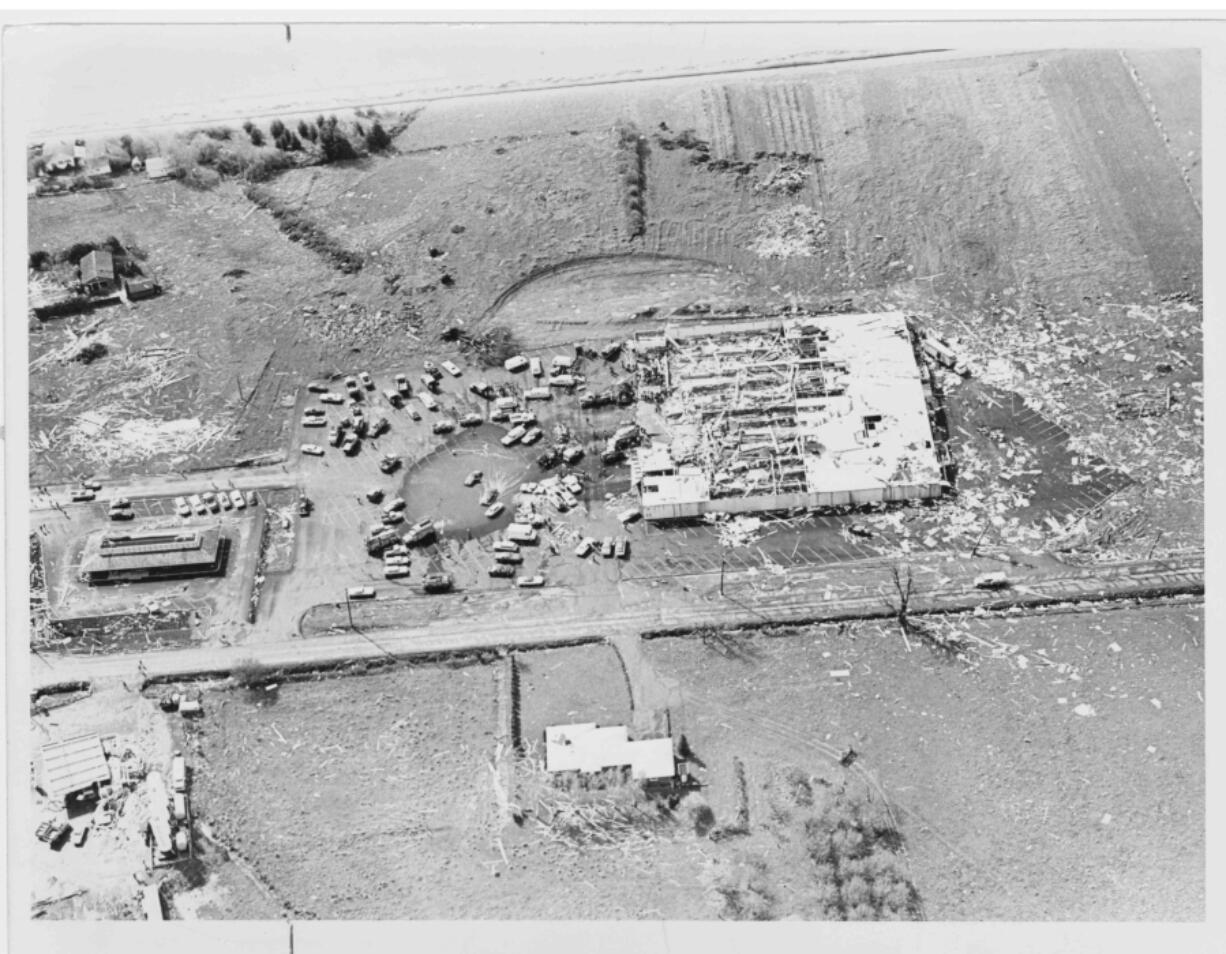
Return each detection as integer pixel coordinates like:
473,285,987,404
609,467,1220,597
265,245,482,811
29,550,1203,695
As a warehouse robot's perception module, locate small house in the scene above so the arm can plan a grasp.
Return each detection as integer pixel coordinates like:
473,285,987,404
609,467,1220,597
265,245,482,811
544,723,677,783
145,157,170,180
79,250,118,296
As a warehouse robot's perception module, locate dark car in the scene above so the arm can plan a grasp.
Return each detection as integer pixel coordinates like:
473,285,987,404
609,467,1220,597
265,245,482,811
371,416,390,438
488,564,516,578
297,495,312,517
494,551,524,565
536,448,562,469
379,454,401,475
422,573,453,594
600,448,625,465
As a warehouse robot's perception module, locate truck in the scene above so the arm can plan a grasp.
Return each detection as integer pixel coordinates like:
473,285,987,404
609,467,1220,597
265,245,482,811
524,387,553,401
419,392,440,412
170,752,186,793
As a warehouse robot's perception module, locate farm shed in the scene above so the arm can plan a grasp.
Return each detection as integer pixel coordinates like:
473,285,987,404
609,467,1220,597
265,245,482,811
79,249,118,296
40,735,110,802
124,276,160,300
545,723,676,781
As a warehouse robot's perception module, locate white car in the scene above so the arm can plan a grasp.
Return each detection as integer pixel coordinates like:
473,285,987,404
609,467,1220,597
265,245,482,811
301,443,325,456
521,427,543,446
503,355,529,373
485,502,506,518
201,491,220,513
464,470,483,487
346,585,376,600
174,496,191,517
384,565,411,579
301,416,327,427
574,537,595,558
516,575,545,588
189,494,206,515
230,489,246,510
218,490,233,510
359,371,374,390
563,474,583,495
529,356,543,377
500,424,527,447
441,360,461,377
493,540,519,554
320,392,345,405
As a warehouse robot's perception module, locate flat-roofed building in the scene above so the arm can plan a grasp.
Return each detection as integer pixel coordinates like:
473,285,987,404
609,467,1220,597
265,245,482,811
544,723,676,782
632,311,948,520
40,735,110,803
79,526,228,584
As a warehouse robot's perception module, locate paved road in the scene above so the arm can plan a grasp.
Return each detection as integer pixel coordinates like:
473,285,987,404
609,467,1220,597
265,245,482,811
29,552,1202,694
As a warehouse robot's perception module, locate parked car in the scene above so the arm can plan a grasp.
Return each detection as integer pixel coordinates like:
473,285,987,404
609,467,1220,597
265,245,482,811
489,564,517,578
383,388,403,408
301,415,326,427
506,523,539,545
345,376,361,399
384,565,411,579
601,448,625,465
320,391,345,405
601,536,615,558
381,511,405,525
562,445,584,465
419,392,440,412
524,387,553,401
359,371,374,390
492,540,520,554
347,585,376,600
974,572,1010,590
379,454,401,474
563,474,583,495
495,396,518,412
307,382,330,393
386,496,407,511
403,519,437,547
328,426,343,447
494,551,524,565
407,406,422,421
303,407,326,419
109,506,135,521
442,360,461,377
509,411,537,426
81,478,103,491
70,489,95,502
201,491,220,512
503,355,529,373
614,537,629,559
464,471,483,487
537,448,562,469
459,412,483,428
516,575,545,588
521,427,543,446
174,496,191,517
423,360,440,376
432,418,457,435
574,537,595,557
500,424,527,447
342,434,360,455
230,489,247,510
485,502,506,518
421,373,440,392
469,381,495,400
848,523,873,539
188,494,206,515
297,495,312,517
367,488,385,503
548,374,579,388
479,488,498,507
529,356,543,377
395,373,411,395
371,416,390,438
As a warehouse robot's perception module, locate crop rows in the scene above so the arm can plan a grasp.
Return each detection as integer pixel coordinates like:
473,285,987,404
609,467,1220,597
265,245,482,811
701,87,739,160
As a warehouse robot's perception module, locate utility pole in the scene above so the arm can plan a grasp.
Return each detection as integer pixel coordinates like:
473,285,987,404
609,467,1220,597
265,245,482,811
345,593,354,631
719,551,727,596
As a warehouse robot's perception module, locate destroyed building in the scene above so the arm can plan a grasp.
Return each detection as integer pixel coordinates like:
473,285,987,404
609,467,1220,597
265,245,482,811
78,527,228,584
630,312,948,520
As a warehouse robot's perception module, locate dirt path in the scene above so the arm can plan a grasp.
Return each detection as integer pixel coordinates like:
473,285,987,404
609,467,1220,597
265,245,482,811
607,632,683,737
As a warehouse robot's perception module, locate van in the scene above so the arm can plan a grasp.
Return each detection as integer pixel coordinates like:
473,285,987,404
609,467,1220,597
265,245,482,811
383,388,403,408
529,357,543,377
419,392,439,412
506,523,538,545
173,793,188,822
504,355,529,373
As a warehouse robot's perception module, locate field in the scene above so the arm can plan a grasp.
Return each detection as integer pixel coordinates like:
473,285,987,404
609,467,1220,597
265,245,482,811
642,602,1205,920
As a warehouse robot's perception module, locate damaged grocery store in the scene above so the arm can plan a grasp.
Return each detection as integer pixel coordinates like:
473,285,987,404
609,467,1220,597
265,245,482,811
630,311,949,520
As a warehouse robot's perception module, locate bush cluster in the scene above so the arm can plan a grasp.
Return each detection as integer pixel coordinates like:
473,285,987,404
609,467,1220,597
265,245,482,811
614,121,648,238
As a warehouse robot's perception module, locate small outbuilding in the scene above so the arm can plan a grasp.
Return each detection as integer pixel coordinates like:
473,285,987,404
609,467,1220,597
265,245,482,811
40,735,110,804
145,157,170,179
79,249,118,296
544,723,676,782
